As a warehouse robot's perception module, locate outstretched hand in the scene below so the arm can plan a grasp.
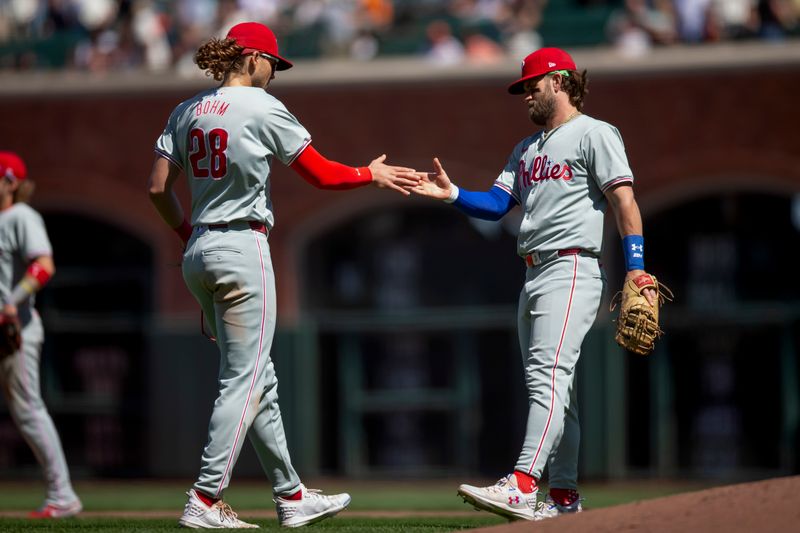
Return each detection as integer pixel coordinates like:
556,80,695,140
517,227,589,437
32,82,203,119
411,157,452,200
369,154,420,195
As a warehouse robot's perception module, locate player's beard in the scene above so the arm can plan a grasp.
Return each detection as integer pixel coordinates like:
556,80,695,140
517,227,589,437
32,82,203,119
528,86,556,126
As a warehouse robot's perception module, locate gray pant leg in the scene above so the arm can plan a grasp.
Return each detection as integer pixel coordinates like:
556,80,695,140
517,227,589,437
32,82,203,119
546,378,580,490
184,230,299,498
548,264,606,489
0,313,77,505
514,255,602,480
247,360,300,496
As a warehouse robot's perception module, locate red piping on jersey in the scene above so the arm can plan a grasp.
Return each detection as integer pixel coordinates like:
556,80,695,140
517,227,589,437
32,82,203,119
290,144,372,190
527,253,578,475
601,176,633,192
155,148,183,170
216,231,269,497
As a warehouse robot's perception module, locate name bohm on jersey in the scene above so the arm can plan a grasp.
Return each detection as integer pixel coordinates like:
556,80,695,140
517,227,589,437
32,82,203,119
196,99,230,117
519,154,573,188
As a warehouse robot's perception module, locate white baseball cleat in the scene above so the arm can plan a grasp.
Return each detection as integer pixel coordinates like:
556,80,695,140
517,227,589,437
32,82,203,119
178,489,259,529
457,475,538,521
275,484,351,528
534,493,583,520
28,499,83,519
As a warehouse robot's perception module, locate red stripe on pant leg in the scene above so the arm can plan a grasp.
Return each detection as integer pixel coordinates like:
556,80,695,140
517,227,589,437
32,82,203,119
527,254,578,475
216,234,268,497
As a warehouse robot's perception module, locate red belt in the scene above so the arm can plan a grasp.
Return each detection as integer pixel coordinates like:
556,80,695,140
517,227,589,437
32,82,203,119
207,221,269,235
524,248,583,268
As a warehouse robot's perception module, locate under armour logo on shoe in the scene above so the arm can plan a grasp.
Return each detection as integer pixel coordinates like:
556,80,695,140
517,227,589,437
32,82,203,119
508,496,520,505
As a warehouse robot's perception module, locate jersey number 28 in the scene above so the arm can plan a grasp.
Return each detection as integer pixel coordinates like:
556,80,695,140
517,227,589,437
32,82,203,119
189,128,229,179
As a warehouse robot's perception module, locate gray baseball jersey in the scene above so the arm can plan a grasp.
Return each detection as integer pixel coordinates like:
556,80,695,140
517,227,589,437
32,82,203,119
155,86,311,228
0,203,52,315
0,203,79,508
493,114,633,257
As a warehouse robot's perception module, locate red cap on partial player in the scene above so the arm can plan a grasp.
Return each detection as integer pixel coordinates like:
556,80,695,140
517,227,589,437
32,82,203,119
508,48,577,95
226,22,293,71
0,151,27,181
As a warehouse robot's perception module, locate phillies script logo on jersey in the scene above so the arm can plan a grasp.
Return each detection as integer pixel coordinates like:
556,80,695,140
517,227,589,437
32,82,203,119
519,154,574,187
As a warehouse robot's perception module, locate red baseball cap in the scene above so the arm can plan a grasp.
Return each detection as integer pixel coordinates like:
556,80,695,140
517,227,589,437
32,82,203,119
0,151,27,181
508,48,577,94
226,22,293,71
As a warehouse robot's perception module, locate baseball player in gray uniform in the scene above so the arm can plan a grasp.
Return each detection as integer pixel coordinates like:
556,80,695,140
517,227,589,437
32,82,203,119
148,22,418,529
412,48,655,521
0,151,82,519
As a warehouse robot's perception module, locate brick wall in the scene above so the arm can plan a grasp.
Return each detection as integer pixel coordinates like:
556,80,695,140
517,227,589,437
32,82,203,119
1,65,797,320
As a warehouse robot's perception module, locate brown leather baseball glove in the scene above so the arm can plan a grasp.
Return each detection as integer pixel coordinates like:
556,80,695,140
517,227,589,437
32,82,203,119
0,315,22,358
611,273,673,355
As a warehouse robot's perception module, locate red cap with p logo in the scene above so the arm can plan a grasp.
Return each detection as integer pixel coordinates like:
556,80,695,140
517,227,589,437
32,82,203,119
508,48,577,94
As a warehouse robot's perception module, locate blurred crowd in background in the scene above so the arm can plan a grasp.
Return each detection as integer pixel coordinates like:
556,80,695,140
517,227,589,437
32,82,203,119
0,0,798,73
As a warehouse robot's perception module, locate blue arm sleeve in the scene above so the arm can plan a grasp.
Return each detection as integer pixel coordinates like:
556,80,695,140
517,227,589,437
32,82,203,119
452,185,517,221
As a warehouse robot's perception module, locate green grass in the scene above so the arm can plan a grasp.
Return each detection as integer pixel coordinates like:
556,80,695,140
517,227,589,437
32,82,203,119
0,517,506,532
0,481,474,512
0,479,714,532
0,518,176,532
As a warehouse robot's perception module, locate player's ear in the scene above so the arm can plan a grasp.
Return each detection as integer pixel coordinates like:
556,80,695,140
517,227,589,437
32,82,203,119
246,54,257,75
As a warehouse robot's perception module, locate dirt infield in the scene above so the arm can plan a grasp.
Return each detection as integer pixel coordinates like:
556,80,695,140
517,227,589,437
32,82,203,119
471,475,800,533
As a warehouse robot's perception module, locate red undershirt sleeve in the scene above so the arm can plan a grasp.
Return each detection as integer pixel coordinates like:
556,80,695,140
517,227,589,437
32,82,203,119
289,144,372,190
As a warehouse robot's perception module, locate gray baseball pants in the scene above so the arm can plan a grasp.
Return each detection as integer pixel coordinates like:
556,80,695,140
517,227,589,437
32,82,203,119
514,253,605,489
182,224,301,499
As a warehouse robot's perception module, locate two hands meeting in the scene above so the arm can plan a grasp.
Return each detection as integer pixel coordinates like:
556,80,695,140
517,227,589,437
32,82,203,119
370,155,451,199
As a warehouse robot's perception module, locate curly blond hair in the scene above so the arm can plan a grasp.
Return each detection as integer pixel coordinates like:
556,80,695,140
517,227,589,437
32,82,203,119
195,38,246,81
